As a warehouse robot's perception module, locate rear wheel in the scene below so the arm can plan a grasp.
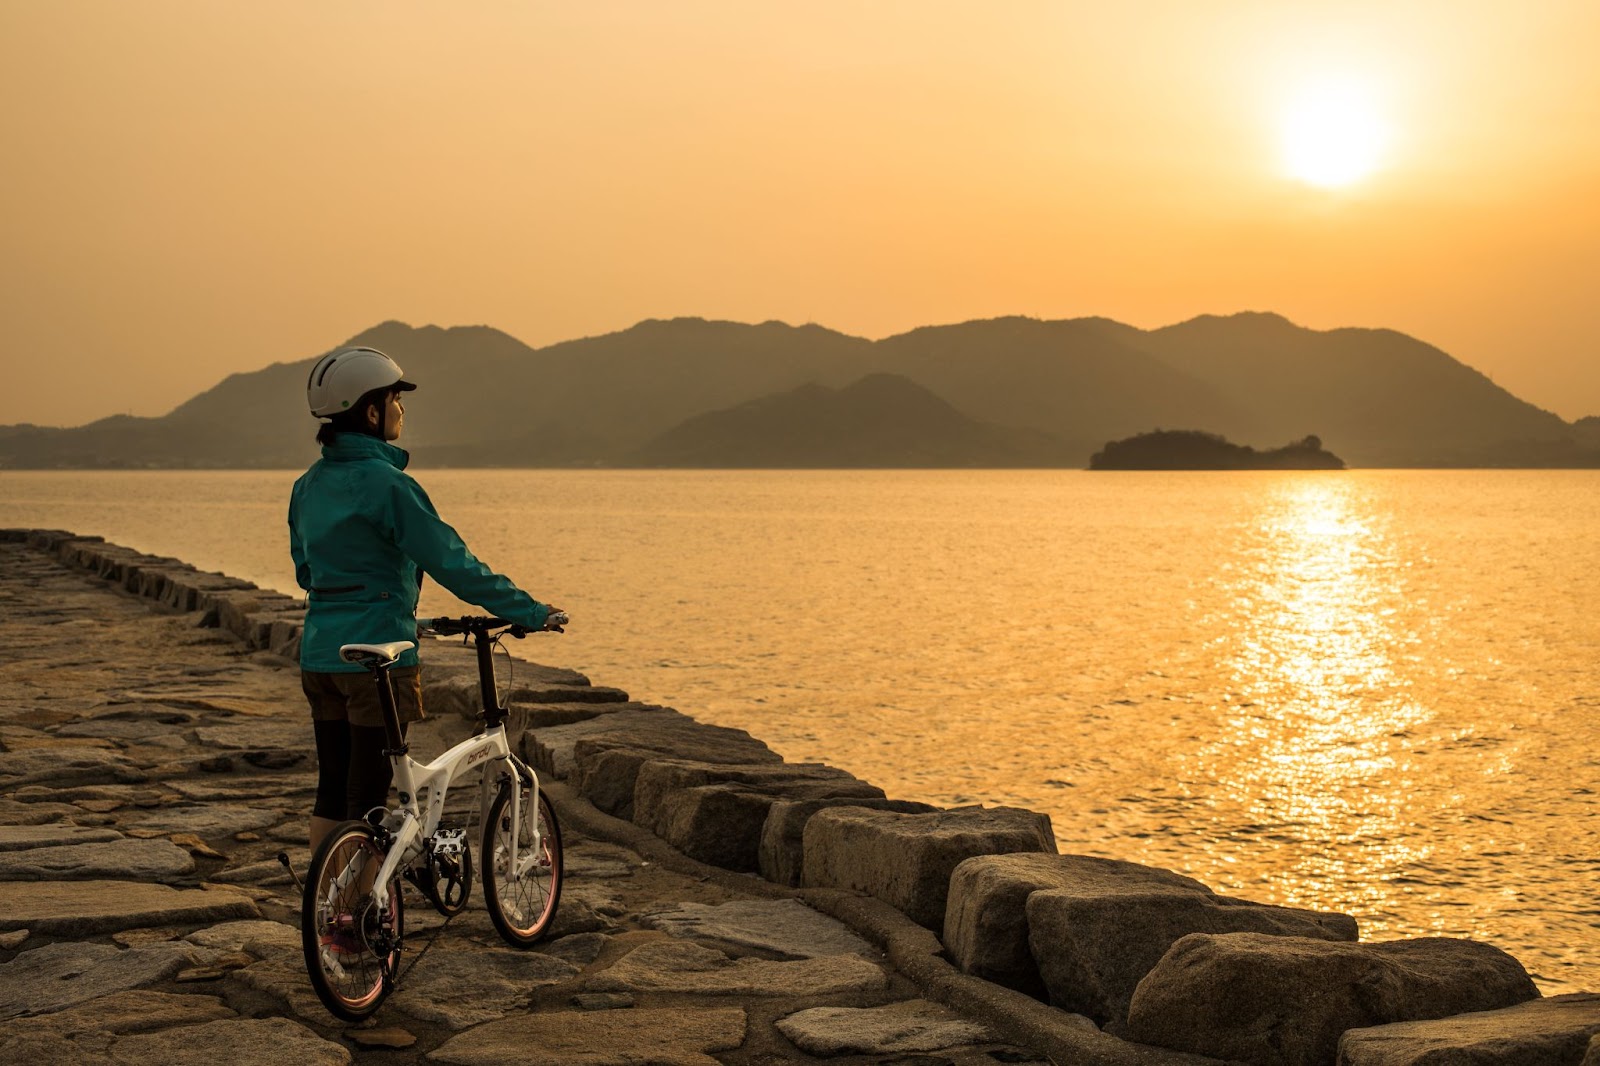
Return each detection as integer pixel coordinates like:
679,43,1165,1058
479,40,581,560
482,778,562,947
301,821,404,1020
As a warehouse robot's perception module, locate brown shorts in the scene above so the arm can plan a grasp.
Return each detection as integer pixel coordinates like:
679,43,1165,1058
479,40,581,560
302,666,425,729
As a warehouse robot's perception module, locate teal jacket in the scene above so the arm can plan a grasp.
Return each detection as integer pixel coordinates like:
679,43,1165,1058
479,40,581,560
288,434,551,673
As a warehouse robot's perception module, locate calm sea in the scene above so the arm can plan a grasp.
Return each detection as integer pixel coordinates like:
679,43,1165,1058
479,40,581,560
3,469,1597,992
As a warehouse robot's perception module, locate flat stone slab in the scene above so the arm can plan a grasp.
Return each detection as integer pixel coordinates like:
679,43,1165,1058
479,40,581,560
428,1006,747,1066
192,721,311,750
0,880,260,935
389,946,580,1030
125,805,282,837
587,940,888,997
1126,933,1542,1066
0,941,216,1019
109,1016,351,1065
0,989,234,1037
776,999,998,1056
0,838,195,882
183,919,301,954
643,899,878,960
0,747,145,789
1338,993,1600,1065
0,824,121,851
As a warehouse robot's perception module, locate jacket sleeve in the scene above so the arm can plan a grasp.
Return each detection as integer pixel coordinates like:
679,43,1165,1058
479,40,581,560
379,471,551,629
288,495,312,593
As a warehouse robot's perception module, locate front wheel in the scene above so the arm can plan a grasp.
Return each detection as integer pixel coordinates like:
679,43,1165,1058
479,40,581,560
482,778,562,947
301,821,404,1020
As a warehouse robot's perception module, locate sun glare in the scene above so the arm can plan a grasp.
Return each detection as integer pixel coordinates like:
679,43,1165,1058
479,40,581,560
1280,78,1390,189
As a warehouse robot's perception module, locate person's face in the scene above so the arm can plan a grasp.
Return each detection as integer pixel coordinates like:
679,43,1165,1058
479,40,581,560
366,390,405,441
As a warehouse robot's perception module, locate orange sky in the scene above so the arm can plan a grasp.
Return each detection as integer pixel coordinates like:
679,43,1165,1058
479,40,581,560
2,1,1597,427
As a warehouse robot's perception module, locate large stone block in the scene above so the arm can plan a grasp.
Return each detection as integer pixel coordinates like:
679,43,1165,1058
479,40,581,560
636,760,883,871
758,797,940,887
802,806,1057,929
943,852,1358,1024
945,853,1203,1000
523,706,777,783
573,727,785,819
1337,993,1600,1065
1125,933,1541,1066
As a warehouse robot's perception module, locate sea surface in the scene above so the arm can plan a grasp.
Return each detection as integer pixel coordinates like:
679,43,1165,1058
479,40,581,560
3,468,1597,992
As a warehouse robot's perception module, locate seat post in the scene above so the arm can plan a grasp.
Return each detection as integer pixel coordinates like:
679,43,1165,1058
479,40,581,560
371,664,409,756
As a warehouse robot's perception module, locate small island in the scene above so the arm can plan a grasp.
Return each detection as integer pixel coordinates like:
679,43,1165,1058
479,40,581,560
1089,430,1345,470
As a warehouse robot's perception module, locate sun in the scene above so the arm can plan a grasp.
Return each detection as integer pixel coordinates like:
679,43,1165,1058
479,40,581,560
1279,78,1390,189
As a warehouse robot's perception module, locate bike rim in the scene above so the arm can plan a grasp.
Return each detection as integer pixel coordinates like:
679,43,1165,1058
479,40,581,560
493,794,559,933
312,831,400,1009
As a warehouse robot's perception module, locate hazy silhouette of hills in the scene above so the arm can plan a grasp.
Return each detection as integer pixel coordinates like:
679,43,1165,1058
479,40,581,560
1,312,1596,468
1090,430,1345,470
1124,312,1576,465
629,373,1069,467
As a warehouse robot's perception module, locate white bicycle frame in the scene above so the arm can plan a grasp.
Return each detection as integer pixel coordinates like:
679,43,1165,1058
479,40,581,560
330,628,548,918
363,721,544,914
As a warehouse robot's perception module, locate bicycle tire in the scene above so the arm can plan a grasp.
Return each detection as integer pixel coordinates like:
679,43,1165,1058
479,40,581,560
301,820,404,1020
481,778,563,947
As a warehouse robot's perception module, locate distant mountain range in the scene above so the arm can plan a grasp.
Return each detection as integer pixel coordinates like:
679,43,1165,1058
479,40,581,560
1,313,1595,469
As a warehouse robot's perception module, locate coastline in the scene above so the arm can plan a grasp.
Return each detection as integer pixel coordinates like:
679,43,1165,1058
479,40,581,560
2,529,1596,1065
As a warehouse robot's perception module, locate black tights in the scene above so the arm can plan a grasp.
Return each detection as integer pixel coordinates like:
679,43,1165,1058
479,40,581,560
312,721,405,821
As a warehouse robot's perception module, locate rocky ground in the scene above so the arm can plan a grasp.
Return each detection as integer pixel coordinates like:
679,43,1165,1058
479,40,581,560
0,541,1055,1066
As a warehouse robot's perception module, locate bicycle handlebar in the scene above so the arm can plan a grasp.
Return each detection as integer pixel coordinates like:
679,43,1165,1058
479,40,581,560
419,612,568,639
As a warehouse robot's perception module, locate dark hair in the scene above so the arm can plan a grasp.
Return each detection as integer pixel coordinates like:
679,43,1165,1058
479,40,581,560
314,387,393,446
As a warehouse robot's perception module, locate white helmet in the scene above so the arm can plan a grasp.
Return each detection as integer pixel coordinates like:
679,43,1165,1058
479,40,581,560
306,347,416,422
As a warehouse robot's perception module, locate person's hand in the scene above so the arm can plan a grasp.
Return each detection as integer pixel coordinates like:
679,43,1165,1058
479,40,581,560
543,608,569,633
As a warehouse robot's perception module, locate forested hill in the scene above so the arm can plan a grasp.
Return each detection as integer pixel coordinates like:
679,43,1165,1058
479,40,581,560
0,313,1591,468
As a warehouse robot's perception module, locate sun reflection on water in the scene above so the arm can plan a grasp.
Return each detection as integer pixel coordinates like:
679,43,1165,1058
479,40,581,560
1189,477,1438,926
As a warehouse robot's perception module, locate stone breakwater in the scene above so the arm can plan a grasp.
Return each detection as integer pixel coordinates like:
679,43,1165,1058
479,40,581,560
0,529,1597,1066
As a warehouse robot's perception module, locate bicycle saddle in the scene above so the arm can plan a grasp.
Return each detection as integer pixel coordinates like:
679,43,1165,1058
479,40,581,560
338,640,417,667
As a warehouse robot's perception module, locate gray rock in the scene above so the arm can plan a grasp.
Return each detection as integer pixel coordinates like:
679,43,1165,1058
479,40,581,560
0,838,196,882
544,932,611,967
52,719,182,741
1125,933,1542,1066
643,899,877,960
1586,1033,1600,1066
636,759,882,871
0,825,121,852
193,721,310,750
0,747,144,789
802,806,1057,929
389,946,580,1030
428,1006,747,1066
564,841,641,880
943,852,1356,1023
569,723,783,818
587,940,888,997
523,706,775,787
759,797,941,887
1338,993,1600,1065
0,941,214,1019
183,919,300,954
0,989,234,1036
776,999,997,1056
125,805,282,837
0,879,260,935
0,930,27,949
108,1016,351,1066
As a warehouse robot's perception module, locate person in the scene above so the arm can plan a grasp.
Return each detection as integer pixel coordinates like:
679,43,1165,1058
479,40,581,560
289,346,562,853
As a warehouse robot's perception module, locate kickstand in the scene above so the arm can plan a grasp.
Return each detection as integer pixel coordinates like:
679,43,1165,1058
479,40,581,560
276,851,305,893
